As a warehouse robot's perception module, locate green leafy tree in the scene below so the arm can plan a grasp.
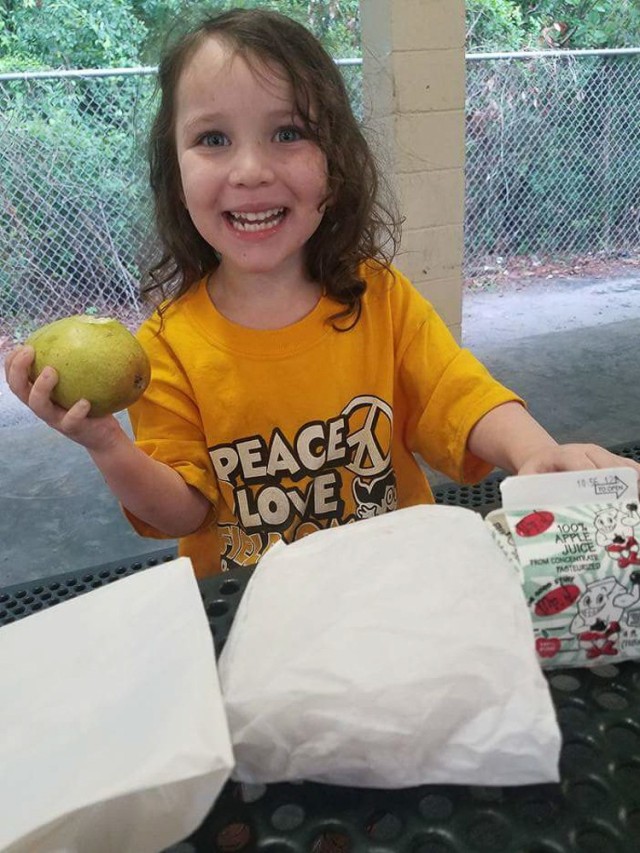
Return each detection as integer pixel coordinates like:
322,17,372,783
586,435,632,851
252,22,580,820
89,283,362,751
1,0,146,68
0,0,361,69
467,0,640,52
513,0,640,50
466,0,526,52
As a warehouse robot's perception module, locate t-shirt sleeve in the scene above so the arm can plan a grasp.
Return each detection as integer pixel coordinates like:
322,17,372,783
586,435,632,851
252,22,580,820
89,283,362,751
397,290,523,484
122,317,219,539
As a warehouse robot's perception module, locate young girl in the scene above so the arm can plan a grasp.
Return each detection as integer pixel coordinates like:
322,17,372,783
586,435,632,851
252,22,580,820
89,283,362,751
6,9,639,577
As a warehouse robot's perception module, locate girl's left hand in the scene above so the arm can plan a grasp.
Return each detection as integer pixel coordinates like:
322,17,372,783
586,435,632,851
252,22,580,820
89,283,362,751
518,443,640,476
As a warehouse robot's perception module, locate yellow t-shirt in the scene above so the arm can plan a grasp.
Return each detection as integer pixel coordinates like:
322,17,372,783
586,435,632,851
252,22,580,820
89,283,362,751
126,263,521,577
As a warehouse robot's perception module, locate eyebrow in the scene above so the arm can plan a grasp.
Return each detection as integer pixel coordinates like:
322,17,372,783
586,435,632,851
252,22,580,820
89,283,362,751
182,108,298,131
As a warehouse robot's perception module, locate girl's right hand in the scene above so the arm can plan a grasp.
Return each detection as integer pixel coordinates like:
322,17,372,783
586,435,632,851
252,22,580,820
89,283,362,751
4,345,124,452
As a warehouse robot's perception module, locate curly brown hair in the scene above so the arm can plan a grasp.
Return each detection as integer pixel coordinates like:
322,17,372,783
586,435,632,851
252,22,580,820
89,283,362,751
144,8,401,327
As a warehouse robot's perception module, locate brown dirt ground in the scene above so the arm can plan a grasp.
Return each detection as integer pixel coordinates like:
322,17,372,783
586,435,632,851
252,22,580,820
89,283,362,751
464,252,640,295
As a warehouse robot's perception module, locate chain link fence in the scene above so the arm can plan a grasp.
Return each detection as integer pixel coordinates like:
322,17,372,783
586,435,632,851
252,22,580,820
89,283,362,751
0,69,156,339
465,48,640,278
2,50,640,339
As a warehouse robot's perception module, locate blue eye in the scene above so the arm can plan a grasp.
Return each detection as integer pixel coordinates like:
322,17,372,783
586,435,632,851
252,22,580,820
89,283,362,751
276,127,303,143
200,131,229,147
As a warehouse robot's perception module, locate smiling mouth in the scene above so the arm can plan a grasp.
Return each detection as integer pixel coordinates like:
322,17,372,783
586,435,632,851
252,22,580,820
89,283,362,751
225,207,287,232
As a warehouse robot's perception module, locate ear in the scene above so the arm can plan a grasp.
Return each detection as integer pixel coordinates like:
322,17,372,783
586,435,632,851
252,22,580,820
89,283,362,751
317,194,331,215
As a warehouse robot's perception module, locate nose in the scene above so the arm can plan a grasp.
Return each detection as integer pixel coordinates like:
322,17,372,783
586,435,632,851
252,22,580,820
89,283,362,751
228,142,274,187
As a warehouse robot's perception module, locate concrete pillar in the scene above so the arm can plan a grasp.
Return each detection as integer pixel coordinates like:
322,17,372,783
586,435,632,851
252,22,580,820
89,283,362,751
360,0,466,340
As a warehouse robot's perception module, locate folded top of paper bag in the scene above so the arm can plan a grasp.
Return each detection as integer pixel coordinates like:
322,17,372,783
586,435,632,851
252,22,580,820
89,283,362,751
0,558,234,853
219,504,561,789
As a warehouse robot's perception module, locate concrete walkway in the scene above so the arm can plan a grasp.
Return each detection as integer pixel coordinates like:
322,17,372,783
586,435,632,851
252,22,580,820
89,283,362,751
2,272,640,587
0,412,175,587
461,273,640,448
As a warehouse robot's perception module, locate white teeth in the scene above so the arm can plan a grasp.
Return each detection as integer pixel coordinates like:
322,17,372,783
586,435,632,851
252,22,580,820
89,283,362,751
229,207,284,222
227,208,285,232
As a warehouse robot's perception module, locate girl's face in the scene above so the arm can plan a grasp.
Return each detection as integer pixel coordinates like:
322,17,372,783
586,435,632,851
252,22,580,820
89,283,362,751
174,37,329,284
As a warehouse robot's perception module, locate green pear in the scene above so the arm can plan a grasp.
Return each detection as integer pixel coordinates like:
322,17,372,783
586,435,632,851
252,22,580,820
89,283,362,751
26,315,151,417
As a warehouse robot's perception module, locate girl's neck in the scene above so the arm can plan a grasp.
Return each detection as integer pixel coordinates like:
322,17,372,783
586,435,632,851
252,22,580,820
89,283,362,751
206,266,323,330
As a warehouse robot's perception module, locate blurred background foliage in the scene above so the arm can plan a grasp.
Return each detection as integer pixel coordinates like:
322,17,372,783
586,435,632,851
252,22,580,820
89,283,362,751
0,0,361,69
466,0,640,52
4,0,639,66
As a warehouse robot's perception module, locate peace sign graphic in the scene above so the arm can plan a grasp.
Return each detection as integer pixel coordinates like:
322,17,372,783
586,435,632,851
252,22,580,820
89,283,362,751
342,395,393,477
